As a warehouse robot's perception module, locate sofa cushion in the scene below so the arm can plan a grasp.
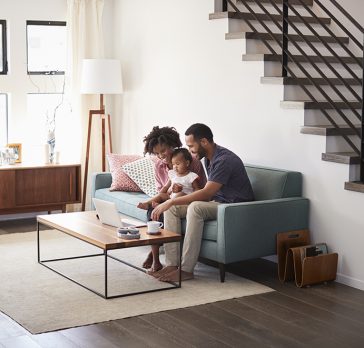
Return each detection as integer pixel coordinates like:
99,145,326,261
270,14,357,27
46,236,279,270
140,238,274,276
107,154,142,192
122,157,159,197
246,165,302,200
95,188,149,222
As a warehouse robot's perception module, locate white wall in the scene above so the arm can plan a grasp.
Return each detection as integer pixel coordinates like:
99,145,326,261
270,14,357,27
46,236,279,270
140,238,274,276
112,0,364,289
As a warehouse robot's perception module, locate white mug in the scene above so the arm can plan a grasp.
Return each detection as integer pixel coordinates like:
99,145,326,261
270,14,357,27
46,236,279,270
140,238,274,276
147,221,163,234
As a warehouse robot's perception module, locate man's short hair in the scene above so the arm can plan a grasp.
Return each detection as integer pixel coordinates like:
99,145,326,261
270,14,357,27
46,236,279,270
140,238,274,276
185,123,213,142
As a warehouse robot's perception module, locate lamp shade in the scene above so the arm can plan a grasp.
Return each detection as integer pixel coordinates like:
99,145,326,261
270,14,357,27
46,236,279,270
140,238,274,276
80,59,123,94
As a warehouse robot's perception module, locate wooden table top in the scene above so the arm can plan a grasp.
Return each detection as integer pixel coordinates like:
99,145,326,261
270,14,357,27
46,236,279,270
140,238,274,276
37,211,181,250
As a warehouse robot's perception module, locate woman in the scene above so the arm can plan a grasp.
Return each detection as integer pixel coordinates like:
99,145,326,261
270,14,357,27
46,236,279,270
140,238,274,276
140,126,206,271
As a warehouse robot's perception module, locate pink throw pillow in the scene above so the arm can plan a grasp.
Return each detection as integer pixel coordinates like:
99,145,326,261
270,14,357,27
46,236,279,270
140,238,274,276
107,154,142,191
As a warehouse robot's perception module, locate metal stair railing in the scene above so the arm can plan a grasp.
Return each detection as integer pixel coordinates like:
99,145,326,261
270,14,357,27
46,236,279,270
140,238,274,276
270,0,362,122
289,0,361,99
224,0,361,155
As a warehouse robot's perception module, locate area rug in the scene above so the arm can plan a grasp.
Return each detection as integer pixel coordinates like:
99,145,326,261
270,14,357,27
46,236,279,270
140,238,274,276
0,230,273,334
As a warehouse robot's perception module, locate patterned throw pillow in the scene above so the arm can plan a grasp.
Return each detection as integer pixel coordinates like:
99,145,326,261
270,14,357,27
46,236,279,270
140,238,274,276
122,157,159,197
107,154,142,192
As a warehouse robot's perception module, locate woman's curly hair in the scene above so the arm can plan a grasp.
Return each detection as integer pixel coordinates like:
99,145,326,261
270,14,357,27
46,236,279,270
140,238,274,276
143,126,182,155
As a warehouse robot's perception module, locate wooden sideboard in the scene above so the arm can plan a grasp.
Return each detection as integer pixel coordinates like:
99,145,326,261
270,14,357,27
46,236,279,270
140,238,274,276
0,163,81,215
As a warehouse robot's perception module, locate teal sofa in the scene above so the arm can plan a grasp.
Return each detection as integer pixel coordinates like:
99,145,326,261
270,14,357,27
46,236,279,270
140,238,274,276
91,164,309,282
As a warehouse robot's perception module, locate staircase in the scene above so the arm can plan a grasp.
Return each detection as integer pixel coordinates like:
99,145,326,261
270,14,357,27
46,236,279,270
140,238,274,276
210,0,364,192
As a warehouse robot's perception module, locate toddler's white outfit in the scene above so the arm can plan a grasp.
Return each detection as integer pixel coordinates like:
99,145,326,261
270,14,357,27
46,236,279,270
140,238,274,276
168,170,199,198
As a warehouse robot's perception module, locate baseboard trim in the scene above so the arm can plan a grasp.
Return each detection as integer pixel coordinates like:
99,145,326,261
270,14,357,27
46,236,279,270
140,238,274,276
336,273,364,291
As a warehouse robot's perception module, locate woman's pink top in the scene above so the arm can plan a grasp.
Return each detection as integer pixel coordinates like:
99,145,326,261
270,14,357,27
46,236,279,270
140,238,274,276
154,157,207,192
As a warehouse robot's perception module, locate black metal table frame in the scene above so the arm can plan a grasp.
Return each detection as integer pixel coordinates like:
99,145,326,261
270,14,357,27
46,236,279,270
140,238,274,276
37,221,182,299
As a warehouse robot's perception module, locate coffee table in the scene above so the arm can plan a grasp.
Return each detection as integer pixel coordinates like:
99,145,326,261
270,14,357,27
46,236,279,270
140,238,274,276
37,211,182,299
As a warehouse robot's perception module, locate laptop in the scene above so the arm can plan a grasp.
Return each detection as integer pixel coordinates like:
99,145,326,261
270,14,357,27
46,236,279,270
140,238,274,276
92,198,146,228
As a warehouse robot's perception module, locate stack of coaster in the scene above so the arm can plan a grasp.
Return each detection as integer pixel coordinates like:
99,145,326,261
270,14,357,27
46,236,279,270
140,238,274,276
117,227,140,240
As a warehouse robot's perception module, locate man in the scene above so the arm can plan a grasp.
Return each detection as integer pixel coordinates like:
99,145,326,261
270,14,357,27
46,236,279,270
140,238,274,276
151,123,254,282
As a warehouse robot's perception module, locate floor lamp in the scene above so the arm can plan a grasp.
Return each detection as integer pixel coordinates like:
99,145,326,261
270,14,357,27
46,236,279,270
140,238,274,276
80,59,123,211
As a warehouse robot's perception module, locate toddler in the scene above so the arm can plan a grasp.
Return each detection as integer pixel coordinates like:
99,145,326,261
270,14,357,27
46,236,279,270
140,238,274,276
138,148,200,271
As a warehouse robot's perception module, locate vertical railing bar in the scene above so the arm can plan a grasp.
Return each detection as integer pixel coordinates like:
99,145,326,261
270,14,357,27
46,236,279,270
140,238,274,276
361,41,364,182
281,0,288,77
223,0,228,12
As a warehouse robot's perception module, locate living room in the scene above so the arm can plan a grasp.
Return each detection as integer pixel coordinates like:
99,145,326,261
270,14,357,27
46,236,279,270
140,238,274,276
1,0,364,346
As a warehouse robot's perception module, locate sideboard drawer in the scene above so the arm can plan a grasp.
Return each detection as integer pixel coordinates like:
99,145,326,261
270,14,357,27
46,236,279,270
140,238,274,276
15,167,78,206
0,171,15,209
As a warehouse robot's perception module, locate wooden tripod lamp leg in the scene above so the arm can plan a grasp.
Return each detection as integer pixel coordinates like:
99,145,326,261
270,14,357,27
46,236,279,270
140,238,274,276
108,113,113,154
82,111,93,211
102,116,106,172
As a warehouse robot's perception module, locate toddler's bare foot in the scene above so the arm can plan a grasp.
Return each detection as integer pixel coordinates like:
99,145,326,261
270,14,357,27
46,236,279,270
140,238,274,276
150,260,163,273
137,202,150,210
142,251,153,269
151,201,160,208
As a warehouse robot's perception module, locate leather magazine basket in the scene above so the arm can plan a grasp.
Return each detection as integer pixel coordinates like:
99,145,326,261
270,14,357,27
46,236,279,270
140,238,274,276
277,230,338,287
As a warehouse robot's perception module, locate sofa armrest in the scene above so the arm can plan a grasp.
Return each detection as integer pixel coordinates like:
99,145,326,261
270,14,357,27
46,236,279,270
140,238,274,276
216,197,309,264
91,172,112,198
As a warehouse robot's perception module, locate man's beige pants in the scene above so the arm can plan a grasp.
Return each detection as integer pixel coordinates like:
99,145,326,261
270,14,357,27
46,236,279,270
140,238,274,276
164,201,220,273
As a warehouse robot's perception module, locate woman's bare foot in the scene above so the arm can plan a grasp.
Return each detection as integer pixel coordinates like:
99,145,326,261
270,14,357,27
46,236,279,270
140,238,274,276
158,269,194,282
142,251,153,269
137,202,150,210
151,201,160,208
147,265,177,277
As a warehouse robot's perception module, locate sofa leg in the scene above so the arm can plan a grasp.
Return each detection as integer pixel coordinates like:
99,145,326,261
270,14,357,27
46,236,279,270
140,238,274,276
219,263,226,282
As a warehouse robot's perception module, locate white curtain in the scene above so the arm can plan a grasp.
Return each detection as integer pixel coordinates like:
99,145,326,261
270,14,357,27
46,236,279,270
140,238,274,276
63,0,104,210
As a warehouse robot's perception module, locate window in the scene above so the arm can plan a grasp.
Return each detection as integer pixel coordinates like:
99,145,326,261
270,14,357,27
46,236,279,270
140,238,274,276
26,20,66,75
0,20,7,74
0,94,8,145
26,93,65,145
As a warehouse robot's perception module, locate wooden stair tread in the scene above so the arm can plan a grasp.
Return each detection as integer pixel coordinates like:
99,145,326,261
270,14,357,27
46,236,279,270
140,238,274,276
242,0,313,4
301,125,361,136
209,11,331,24
261,76,362,86
322,152,360,164
226,31,349,44
345,181,364,193
280,100,362,110
242,53,363,65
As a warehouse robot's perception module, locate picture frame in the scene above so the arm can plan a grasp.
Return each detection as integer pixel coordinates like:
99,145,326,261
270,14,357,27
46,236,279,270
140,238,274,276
7,143,22,163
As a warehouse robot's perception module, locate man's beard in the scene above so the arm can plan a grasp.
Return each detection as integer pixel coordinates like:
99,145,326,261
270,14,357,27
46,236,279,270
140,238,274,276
196,145,207,160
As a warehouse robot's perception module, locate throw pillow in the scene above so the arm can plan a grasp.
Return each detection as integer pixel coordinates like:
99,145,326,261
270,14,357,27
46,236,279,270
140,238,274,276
107,154,142,192
122,157,159,197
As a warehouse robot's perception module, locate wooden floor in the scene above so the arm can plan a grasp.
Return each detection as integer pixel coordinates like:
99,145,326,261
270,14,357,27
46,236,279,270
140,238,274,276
1,218,364,347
